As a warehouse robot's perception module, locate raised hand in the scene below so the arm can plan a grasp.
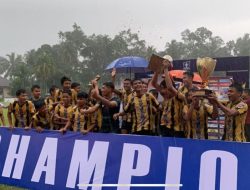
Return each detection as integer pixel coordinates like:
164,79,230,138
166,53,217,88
207,93,218,105
113,113,120,120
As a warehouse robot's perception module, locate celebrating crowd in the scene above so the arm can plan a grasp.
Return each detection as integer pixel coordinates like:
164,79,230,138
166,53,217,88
2,56,250,143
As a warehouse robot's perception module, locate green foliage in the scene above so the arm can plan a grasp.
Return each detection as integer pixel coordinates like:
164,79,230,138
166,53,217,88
233,34,250,56
3,24,154,95
1,25,250,95
164,27,233,59
0,57,9,75
163,27,250,59
9,62,33,95
3,53,24,78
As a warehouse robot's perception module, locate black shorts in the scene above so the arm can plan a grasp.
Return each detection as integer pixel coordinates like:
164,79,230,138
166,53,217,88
132,130,153,136
121,121,132,133
160,125,185,138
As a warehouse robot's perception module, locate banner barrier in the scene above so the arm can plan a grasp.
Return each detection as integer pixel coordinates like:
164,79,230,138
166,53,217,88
0,127,249,190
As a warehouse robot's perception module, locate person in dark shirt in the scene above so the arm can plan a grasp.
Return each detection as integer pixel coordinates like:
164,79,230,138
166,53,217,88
30,84,44,110
91,80,120,133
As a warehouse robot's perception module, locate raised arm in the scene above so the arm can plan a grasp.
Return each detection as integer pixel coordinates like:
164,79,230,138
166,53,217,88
163,60,177,95
81,104,100,114
111,68,123,97
92,80,118,108
208,95,240,117
151,72,162,92
111,68,116,84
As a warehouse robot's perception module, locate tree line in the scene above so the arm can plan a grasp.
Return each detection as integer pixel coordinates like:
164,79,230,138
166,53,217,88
0,23,250,95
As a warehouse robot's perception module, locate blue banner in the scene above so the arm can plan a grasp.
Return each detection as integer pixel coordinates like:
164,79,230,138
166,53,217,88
0,127,249,190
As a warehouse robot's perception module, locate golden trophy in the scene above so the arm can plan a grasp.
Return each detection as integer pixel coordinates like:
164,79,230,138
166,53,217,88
193,57,216,97
88,75,101,87
95,74,101,81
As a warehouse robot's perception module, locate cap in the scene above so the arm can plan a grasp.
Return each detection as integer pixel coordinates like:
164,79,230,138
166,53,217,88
163,55,173,63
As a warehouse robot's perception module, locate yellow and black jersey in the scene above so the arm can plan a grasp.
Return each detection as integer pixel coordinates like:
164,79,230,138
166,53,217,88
0,106,4,126
161,92,186,132
151,106,161,134
124,92,159,133
88,100,102,130
183,103,213,139
54,103,74,119
55,89,77,106
178,85,199,102
87,109,102,131
32,112,52,130
119,89,132,105
53,103,74,129
178,85,188,96
224,101,248,142
70,107,88,132
45,96,57,112
119,89,132,122
8,100,35,127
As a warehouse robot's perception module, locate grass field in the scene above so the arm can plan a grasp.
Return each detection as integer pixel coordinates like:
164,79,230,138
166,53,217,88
0,185,26,190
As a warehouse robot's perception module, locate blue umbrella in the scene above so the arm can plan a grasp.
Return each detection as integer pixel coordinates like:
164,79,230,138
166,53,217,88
105,56,149,73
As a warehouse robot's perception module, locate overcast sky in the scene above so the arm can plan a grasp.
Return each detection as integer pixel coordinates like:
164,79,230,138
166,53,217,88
1,0,250,56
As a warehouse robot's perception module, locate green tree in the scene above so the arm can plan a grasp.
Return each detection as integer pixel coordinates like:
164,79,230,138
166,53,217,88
181,27,231,58
7,24,245,96
0,56,9,75
233,34,250,56
10,62,32,95
2,53,24,79
34,45,56,93
163,27,232,59
163,40,186,59
58,24,86,73
80,29,155,86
